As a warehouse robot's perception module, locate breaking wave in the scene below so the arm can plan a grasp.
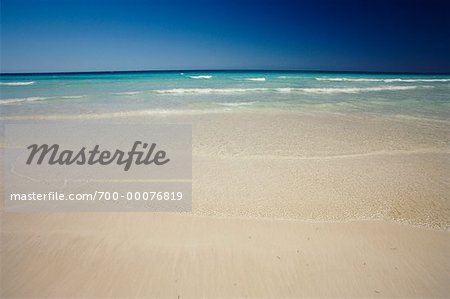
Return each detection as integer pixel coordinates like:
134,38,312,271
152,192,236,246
0,97,48,105
315,77,450,83
111,91,143,95
0,81,35,86
154,88,268,94
275,86,418,94
61,95,85,99
245,77,266,81
154,85,418,95
188,75,212,79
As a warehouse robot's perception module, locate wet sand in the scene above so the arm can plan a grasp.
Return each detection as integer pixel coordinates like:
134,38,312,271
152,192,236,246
187,111,450,229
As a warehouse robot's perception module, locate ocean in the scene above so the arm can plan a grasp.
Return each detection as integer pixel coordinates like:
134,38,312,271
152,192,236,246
1,71,449,121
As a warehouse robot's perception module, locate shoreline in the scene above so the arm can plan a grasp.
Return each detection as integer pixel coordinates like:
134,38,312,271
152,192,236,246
1,108,450,124
2,109,450,229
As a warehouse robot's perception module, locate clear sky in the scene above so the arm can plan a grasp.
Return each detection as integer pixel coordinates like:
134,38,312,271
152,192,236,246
1,0,449,73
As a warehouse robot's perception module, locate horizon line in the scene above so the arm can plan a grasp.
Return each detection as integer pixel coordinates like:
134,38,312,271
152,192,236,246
1,68,450,76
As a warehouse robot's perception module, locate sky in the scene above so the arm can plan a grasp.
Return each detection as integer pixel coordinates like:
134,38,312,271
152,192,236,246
1,0,449,73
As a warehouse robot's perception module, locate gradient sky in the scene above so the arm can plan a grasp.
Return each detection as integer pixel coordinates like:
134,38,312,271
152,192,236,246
1,0,449,73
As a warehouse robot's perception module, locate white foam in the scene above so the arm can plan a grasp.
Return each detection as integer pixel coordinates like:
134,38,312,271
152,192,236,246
154,88,268,94
0,97,48,105
218,102,256,107
315,77,383,82
384,78,450,82
0,81,35,86
315,77,450,82
245,77,266,81
112,91,142,95
188,75,212,79
61,95,85,99
154,86,417,95
275,86,417,94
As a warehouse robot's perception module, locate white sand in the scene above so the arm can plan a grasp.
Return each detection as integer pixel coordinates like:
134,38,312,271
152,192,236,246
1,110,449,297
1,214,449,298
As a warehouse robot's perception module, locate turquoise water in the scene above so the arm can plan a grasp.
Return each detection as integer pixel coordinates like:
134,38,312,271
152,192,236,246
1,71,449,120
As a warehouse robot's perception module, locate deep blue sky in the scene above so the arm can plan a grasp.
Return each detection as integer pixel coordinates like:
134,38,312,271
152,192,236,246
1,0,449,73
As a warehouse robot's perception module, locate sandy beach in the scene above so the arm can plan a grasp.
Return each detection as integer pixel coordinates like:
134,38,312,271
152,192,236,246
2,214,449,298
1,109,449,297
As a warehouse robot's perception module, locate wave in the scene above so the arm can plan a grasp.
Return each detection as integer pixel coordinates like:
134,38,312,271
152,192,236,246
315,77,450,82
0,81,35,86
154,88,268,94
275,86,417,94
218,101,256,107
381,78,450,82
154,85,417,95
0,97,48,105
61,95,85,99
188,75,212,79
111,91,143,95
2,87,413,103
245,77,266,81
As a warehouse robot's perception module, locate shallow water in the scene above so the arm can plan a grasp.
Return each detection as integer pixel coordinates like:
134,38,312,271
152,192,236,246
1,71,449,121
